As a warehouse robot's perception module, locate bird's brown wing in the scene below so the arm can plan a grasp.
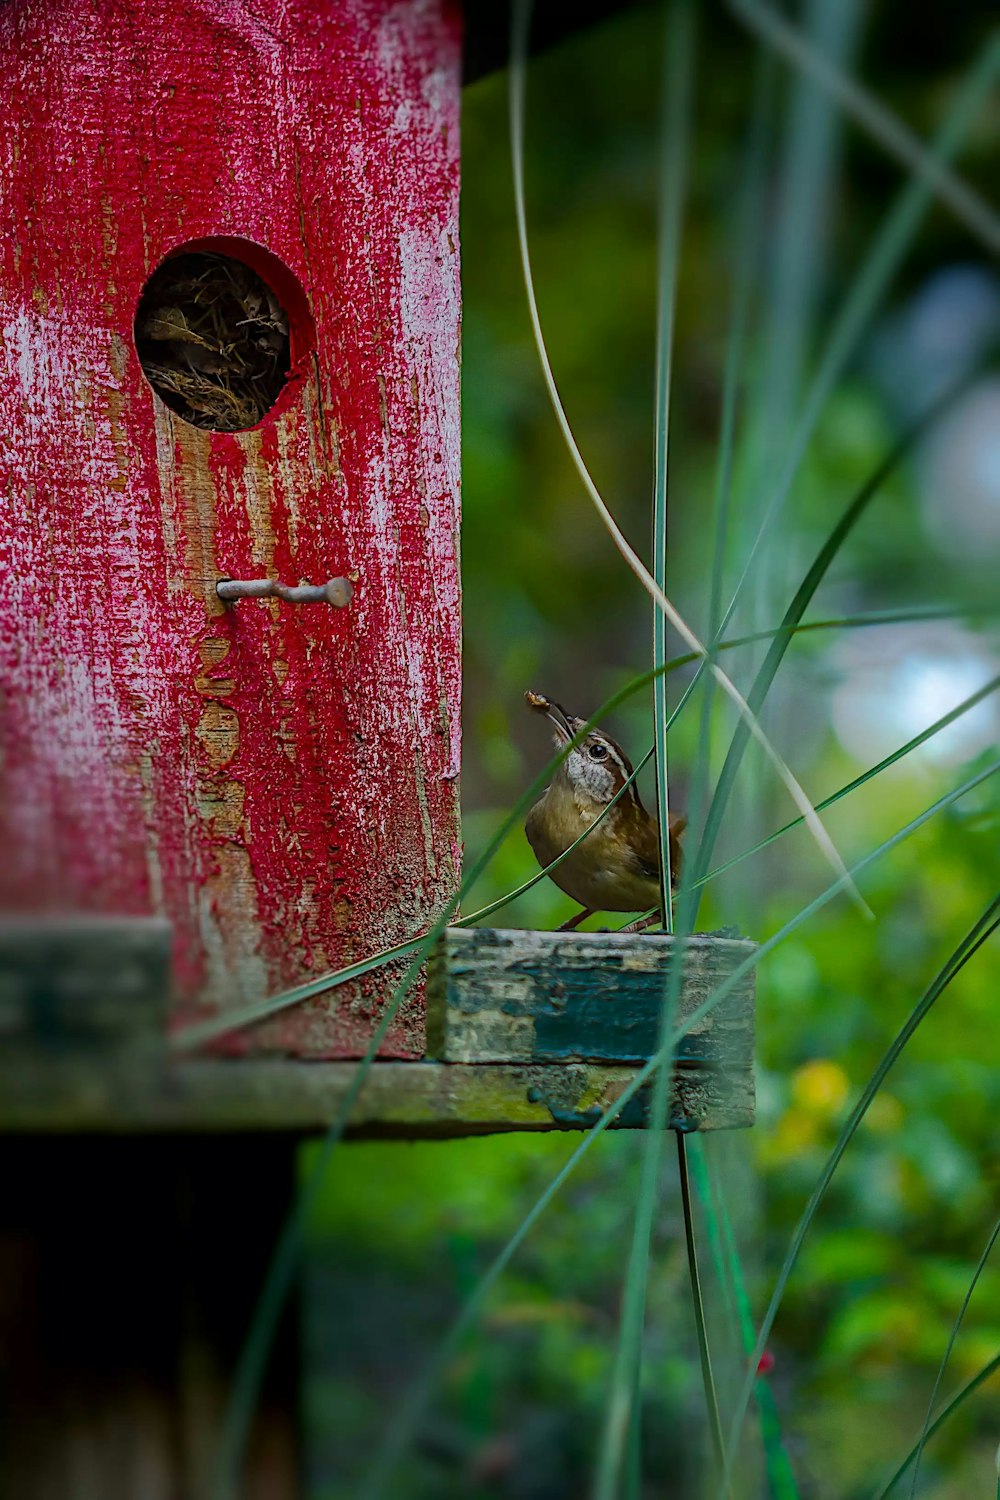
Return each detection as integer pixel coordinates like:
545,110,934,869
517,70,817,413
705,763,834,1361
668,811,686,883
623,814,661,884
624,810,685,887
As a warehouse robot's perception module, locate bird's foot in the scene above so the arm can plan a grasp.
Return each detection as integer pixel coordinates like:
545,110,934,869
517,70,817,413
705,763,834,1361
618,913,662,935
558,907,594,932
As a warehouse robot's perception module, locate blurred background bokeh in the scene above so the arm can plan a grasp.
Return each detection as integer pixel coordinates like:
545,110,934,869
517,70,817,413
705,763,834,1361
303,4,1000,1496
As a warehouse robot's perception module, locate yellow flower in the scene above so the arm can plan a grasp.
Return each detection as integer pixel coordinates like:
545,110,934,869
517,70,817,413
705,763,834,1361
792,1059,850,1117
759,1106,820,1165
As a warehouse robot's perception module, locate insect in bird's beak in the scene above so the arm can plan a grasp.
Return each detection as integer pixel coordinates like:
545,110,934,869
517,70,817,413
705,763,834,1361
524,690,575,746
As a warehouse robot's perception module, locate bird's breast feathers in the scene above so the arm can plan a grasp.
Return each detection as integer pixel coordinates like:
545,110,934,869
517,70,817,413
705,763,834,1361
525,789,660,912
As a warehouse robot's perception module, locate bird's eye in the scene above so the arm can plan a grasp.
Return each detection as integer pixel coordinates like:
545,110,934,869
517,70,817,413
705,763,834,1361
588,742,608,761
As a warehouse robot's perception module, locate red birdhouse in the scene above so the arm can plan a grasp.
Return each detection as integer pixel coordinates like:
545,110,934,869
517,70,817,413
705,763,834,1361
0,0,462,1059
0,9,754,1492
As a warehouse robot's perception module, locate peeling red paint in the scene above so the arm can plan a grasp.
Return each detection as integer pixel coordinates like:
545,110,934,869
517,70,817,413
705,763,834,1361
0,0,462,1058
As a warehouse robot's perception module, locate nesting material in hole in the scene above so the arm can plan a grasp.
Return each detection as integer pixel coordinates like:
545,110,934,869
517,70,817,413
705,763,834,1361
135,251,291,431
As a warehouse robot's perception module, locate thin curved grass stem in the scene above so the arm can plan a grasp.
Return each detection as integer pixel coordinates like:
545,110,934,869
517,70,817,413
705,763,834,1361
869,1352,1000,1500
716,893,1000,1495
509,0,864,914
714,29,1000,642
171,650,1000,1053
467,617,998,932
359,761,999,1500
908,1212,1000,1497
677,1131,731,1494
699,675,1000,889
595,5,695,1489
729,0,1000,252
689,367,988,930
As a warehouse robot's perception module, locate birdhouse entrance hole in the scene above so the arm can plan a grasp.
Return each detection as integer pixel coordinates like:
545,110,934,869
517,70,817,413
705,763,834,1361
134,239,313,432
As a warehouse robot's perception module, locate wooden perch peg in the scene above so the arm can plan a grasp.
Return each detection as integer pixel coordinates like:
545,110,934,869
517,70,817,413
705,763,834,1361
216,576,354,606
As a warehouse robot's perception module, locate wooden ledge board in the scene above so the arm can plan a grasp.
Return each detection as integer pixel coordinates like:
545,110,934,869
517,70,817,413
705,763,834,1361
0,925,755,1136
0,1056,752,1137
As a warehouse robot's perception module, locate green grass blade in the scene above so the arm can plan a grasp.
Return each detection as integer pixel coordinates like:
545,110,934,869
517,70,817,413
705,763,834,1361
167,936,428,1054
172,625,997,1057
699,675,1000,890
605,62,771,1488
455,610,996,929
677,761,1000,1057
729,0,1000,253
625,1356,643,1500
357,1121,629,1500
473,609,997,925
677,1130,731,1491
690,367,989,921
214,934,436,1499
908,1213,1000,1497
360,763,999,1500
705,46,769,640
651,0,693,931
717,29,1000,632
595,7,696,1491
717,893,1000,1494
509,0,861,910
693,1139,801,1499
696,40,772,827
869,1353,1000,1500
692,1140,742,1345
757,0,862,440
212,674,679,1487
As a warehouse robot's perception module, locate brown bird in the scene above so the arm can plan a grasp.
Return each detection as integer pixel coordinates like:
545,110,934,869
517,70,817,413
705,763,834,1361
523,692,685,931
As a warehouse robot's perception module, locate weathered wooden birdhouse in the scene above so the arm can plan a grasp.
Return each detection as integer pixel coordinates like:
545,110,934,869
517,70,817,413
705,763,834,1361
0,0,760,1124
0,5,754,1493
0,0,463,1065
0,0,754,1139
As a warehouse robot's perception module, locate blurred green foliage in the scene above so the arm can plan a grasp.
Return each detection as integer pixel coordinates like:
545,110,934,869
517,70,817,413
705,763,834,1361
302,5,1000,1497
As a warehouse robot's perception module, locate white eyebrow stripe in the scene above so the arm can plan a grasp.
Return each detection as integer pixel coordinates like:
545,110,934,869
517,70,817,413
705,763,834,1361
589,735,644,811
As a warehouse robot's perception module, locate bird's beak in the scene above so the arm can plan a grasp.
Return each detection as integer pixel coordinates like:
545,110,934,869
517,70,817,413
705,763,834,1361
545,701,575,745
525,690,576,745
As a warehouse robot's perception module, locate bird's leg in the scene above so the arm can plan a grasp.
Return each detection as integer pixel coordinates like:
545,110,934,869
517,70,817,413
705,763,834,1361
558,907,594,931
617,912,662,934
